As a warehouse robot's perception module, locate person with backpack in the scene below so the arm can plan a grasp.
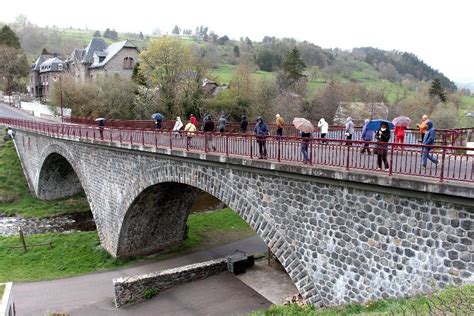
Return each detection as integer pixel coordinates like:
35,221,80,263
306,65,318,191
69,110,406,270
254,116,269,159
218,114,227,133
374,122,391,171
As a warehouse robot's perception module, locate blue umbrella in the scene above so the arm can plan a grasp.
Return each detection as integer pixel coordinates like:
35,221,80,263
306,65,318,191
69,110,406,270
365,119,394,131
151,113,163,121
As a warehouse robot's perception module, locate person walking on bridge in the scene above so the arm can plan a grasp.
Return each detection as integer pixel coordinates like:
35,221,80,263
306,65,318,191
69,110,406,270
172,116,183,137
317,118,328,144
345,117,354,145
254,116,269,159
416,114,429,143
190,114,198,127
361,119,373,154
218,114,227,133
300,130,311,164
184,120,197,148
421,120,439,168
375,122,391,171
275,114,285,138
240,115,248,133
203,115,216,151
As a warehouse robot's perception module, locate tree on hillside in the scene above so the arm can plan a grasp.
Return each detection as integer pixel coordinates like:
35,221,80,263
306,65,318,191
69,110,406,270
109,29,118,40
0,25,21,49
139,37,208,117
429,78,447,103
217,35,229,45
41,47,50,55
103,28,111,38
0,44,29,95
139,32,144,39
279,47,306,89
312,80,345,123
172,25,181,35
93,30,101,37
233,45,240,58
132,62,147,86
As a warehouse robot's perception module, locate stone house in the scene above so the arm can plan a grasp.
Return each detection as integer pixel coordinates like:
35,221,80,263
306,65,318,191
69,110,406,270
29,54,66,98
67,37,139,81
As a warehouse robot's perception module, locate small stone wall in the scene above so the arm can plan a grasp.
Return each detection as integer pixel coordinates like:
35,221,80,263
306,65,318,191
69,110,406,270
113,258,227,307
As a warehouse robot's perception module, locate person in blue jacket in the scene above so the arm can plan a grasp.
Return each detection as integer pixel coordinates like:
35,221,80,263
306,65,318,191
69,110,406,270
361,119,374,154
421,120,438,168
254,116,269,159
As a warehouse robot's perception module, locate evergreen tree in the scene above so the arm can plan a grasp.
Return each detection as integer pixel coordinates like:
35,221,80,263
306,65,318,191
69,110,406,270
233,45,240,58
0,25,21,49
131,62,146,86
282,48,306,80
41,48,50,55
109,29,119,40
139,32,144,39
93,30,101,37
172,25,180,35
103,28,111,38
429,78,447,103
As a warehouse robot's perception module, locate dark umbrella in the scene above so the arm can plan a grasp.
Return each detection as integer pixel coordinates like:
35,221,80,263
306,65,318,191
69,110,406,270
151,113,163,120
366,119,394,131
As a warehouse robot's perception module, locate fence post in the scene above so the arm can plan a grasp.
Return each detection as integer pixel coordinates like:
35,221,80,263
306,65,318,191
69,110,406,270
309,140,313,165
225,135,229,157
277,138,281,162
389,144,394,176
205,133,208,153
250,135,253,159
169,131,173,150
142,130,145,146
345,143,350,171
439,147,446,182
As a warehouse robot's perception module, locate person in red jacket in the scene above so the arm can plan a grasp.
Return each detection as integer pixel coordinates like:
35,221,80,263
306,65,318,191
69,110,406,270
394,125,406,149
190,114,198,127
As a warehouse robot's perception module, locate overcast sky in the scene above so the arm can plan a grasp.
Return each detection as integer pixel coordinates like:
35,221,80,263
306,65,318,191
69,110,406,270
1,0,473,83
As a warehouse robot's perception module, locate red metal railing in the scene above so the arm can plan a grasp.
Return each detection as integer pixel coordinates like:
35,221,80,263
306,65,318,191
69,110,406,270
3,117,473,183
63,116,473,146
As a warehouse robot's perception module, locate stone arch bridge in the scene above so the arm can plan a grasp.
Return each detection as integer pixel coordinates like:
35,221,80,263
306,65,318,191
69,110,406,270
10,127,474,307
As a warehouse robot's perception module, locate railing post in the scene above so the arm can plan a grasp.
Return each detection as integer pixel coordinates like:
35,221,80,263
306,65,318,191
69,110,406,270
225,135,229,157
169,131,173,150
389,143,394,176
204,133,208,153
439,147,446,182
119,129,122,144
309,140,313,165
250,135,253,159
155,131,157,148
142,130,145,146
345,143,350,171
277,138,281,162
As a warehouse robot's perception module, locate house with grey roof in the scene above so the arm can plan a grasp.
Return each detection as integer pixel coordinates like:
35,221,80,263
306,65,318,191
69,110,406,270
67,38,139,82
29,54,66,98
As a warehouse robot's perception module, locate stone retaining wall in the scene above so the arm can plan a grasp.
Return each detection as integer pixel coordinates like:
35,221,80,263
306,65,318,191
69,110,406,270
113,258,228,307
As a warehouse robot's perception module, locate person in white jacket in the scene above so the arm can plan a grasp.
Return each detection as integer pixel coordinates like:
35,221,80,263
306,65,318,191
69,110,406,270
318,118,328,144
172,116,183,137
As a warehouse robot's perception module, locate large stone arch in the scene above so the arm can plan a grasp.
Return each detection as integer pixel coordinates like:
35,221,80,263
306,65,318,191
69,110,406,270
114,163,323,306
36,143,88,201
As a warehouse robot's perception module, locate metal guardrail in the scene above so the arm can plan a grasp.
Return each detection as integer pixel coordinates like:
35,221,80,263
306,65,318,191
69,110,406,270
3,117,473,183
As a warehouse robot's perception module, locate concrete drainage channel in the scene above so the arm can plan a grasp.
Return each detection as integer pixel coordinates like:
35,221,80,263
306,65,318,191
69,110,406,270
113,251,258,307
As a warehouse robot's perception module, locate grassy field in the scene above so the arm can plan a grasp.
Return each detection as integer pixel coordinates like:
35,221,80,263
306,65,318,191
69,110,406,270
0,134,90,218
0,208,253,282
458,95,474,127
252,285,474,316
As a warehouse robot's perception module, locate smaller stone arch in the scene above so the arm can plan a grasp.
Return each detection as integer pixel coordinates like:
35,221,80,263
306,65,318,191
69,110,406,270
36,144,86,201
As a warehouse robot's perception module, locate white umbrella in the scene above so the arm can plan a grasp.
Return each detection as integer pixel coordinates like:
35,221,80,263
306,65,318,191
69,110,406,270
95,118,105,121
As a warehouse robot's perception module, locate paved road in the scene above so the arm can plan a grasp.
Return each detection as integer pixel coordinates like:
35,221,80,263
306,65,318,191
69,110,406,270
0,102,53,122
13,236,271,316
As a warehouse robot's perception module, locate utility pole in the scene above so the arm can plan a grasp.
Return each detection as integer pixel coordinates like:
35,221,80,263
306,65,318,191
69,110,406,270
59,74,63,122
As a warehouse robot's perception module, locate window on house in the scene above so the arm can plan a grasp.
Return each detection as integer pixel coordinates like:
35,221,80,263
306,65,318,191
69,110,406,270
58,64,63,71
123,57,134,69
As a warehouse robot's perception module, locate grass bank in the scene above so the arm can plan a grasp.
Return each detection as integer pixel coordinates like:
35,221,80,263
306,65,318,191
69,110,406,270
252,285,474,316
0,208,253,282
0,134,89,218
0,283,4,297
